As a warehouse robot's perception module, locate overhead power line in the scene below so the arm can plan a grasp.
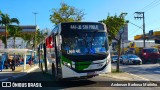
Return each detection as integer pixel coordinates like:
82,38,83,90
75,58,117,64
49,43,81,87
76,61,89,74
138,0,158,11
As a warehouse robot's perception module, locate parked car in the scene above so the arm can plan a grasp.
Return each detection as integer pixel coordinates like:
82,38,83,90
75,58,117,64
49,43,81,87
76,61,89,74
120,55,127,64
111,55,122,63
140,48,160,64
111,55,118,63
122,54,142,65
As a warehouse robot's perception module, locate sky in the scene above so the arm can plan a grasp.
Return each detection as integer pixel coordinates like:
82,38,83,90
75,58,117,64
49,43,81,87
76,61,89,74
1,0,160,40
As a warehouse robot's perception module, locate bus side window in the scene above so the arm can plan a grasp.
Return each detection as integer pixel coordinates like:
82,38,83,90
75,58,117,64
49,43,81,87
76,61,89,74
51,53,55,58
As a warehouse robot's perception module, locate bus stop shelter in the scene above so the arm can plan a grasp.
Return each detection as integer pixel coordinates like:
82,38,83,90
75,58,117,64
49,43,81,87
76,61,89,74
0,49,35,72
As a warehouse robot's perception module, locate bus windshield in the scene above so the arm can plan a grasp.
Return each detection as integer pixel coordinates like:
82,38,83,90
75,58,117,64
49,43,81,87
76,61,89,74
62,31,108,55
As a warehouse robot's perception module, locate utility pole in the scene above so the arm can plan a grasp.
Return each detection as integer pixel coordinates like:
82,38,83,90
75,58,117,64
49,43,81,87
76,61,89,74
134,12,145,48
33,12,38,50
0,14,2,48
120,13,128,54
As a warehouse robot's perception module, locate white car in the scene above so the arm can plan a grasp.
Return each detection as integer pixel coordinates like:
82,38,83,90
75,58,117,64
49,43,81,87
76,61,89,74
122,54,142,65
111,55,122,63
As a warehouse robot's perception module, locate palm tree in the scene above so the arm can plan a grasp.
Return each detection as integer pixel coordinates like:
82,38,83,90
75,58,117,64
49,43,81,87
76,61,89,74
8,25,22,48
36,29,48,45
0,13,19,48
21,33,34,49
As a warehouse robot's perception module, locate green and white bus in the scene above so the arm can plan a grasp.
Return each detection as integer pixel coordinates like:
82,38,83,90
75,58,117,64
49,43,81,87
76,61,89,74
38,22,111,80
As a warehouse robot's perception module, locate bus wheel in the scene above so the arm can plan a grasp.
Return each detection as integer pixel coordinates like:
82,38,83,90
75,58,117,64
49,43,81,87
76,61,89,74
40,63,44,72
52,64,58,81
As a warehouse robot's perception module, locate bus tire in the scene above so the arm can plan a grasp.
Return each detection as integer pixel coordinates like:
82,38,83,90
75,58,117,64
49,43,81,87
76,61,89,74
52,63,59,81
40,63,44,72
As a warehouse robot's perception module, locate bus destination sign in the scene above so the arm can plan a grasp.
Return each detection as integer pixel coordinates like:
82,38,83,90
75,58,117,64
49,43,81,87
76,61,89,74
62,23,104,30
70,25,99,30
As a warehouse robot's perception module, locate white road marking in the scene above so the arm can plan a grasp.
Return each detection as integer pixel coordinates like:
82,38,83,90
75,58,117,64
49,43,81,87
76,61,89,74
127,73,150,81
154,71,160,73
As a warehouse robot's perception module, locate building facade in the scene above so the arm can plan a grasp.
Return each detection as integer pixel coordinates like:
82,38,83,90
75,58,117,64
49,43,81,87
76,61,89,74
0,25,37,49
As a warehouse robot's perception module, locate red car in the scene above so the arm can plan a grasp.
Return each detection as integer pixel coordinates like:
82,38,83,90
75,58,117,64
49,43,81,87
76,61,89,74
141,48,160,63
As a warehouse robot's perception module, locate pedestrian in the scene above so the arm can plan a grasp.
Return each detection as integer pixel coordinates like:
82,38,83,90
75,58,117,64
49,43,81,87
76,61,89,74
32,56,34,65
0,60,3,72
11,58,16,71
16,56,20,66
4,60,8,69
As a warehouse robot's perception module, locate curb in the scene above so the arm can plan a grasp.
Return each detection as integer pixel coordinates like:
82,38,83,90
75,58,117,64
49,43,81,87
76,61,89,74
0,78,9,81
0,65,39,81
27,65,39,73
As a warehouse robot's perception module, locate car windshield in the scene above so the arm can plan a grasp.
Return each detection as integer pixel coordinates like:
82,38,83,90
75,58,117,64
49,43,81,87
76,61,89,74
127,55,138,58
121,55,127,58
112,56,118,58
62,31,108,55
144,48,159,53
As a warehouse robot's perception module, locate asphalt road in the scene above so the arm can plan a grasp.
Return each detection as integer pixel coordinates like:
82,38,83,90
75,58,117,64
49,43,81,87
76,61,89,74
112,63,160,81
0,68,160,90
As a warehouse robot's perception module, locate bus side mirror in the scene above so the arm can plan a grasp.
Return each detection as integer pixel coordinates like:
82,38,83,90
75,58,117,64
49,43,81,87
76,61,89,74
60,36,62,44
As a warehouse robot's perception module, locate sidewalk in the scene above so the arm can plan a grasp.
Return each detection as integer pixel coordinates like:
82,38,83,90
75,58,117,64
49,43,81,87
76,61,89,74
0,64,39,81
100,72,150,81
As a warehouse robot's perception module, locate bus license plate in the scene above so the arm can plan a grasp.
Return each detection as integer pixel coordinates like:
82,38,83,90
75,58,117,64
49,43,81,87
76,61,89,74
87,72,95,76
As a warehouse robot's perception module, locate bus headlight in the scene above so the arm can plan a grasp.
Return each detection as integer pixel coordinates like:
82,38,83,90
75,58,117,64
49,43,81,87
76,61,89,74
67,63,71,67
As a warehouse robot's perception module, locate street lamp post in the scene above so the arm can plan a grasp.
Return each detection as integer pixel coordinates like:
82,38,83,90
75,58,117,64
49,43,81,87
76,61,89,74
33,12,38,63
116,12,128,72
120,13,128,54
33,12,38,50
0,13,3,49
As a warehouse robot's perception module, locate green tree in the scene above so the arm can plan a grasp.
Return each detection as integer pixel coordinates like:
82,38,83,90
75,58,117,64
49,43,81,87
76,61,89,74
101,14,128,72
21,33,34,48
100,15,125,42
36,29,47,45
8,25,22,48
50,3,85,25
0,13,19,48
0,10,2,15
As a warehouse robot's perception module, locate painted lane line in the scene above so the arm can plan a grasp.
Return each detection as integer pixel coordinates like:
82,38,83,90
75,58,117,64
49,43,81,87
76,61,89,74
127,73,150,81
154,71,160,73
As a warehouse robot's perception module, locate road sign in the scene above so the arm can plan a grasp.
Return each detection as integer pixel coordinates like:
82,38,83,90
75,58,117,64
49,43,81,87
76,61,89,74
130,42,136,48
130,48,135,50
